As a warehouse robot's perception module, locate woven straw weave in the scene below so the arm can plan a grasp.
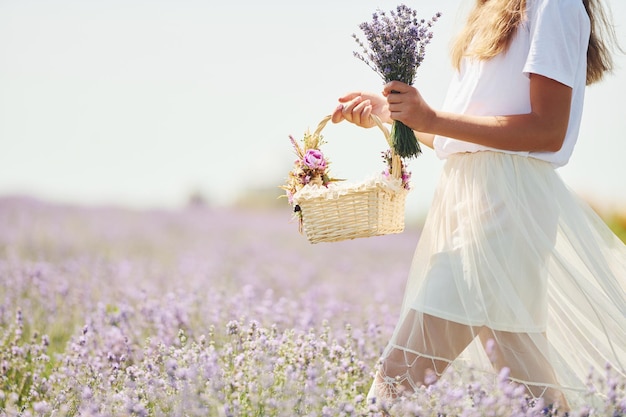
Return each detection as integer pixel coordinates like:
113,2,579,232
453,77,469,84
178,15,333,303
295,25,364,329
293,115,409,244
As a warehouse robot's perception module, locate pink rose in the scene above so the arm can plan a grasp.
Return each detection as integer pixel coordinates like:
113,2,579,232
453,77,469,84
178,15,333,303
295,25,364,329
303,149,326,170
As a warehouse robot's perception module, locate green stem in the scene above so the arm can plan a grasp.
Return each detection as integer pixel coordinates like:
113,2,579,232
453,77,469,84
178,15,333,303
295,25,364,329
391,121,421,158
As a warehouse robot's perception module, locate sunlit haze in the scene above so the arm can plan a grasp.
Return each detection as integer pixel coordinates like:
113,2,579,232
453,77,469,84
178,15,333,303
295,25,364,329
1,0,624,217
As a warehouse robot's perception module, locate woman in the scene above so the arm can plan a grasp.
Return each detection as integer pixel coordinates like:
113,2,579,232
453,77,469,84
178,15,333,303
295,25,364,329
332,0,625,410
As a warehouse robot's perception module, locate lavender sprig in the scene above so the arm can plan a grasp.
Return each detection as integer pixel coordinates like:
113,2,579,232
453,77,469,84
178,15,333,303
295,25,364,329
353,5,441,158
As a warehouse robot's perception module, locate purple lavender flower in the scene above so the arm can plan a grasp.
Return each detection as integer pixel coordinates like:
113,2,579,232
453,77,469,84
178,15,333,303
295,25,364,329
2,197,624,415
353,5,440,85
353,4,441,158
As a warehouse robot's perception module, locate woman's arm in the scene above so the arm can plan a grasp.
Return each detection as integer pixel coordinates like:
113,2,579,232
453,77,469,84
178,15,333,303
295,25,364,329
330,92,436,149
384,74,572,153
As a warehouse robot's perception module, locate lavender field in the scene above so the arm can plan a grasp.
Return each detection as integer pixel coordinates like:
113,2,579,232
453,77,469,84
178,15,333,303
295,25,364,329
0,196,624,416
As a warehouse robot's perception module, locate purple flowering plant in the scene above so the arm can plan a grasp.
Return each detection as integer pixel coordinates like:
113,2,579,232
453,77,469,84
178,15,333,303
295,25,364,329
2,198,625,415
353,4,441,158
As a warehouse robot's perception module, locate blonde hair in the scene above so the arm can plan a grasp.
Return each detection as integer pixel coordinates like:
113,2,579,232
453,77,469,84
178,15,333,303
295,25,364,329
450,0,620,85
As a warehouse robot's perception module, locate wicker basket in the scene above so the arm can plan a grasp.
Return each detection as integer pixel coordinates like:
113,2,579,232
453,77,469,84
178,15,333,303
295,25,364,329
292,115,409,244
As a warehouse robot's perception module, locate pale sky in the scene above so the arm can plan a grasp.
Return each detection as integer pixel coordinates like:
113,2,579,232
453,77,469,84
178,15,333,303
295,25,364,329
1,0,624,217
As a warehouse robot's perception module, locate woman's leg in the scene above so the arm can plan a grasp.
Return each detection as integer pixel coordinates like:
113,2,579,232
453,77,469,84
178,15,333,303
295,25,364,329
479,329,570,411
373,310,481,399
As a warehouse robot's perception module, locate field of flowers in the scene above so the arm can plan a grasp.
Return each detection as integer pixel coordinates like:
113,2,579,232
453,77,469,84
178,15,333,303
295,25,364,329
0,196,624,416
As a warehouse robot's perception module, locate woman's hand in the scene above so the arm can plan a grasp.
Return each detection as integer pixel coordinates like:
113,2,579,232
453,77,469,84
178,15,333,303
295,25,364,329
331,92,391,127
383,81,436,133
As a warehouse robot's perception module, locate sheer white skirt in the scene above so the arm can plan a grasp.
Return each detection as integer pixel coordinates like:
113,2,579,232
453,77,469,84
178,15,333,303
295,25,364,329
369,151,626,408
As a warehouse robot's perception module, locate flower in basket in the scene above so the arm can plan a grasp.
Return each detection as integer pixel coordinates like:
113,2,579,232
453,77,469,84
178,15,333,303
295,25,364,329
303,149,326,170
281,130,339,209
353,4,441,159
382,149,411,190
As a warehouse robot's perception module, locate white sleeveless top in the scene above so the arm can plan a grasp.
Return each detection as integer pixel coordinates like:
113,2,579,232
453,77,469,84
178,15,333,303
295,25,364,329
433,0,590,167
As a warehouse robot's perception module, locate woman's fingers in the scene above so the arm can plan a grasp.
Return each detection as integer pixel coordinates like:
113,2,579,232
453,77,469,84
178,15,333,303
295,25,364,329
350,99,372,126
332,91,377,126
331,104,345,123
341,95,363,118
384,82,410,122
386,96,405,120
338,92,362,103
339,96,369,125
383,82,434,132
383,81,410,96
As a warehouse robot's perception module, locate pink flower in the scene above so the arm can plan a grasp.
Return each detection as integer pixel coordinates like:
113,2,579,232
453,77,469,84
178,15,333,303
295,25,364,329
303,149,326,170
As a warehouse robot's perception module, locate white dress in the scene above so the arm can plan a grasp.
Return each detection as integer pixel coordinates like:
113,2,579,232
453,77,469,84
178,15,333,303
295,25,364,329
369,0,626,408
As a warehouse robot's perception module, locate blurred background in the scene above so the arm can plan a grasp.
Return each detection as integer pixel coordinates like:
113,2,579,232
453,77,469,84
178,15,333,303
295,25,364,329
1,0,625,222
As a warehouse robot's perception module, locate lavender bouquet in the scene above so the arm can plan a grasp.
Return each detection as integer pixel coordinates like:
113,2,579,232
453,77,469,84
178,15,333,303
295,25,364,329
353,5,441,158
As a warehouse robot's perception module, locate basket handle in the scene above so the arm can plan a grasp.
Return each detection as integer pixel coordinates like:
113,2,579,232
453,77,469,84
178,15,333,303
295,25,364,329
313,114,403,180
